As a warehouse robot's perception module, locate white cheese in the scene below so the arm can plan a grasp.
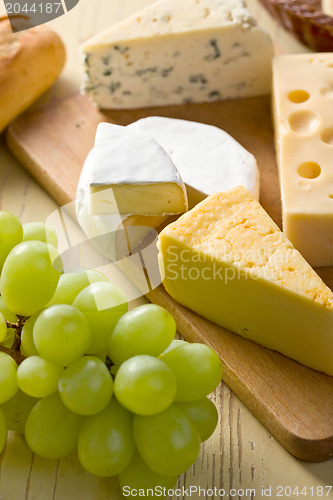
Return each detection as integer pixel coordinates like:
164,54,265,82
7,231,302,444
77,149,126,260
76,118,259,259
89,123,188,216
128,116,260,205
76,150,166,262
81,0,274,109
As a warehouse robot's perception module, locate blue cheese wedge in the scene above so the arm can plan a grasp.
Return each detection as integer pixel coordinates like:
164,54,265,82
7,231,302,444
81,0,274,109
89,123,188,216
128,116,259,206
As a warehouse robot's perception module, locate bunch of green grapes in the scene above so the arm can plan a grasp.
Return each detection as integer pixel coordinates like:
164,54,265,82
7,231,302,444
0,210,222,497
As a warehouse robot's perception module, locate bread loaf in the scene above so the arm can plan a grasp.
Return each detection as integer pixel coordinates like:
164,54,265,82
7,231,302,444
0,18,66,133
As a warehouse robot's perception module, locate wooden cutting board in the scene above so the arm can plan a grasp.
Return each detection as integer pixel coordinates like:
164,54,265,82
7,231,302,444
6,92,333,463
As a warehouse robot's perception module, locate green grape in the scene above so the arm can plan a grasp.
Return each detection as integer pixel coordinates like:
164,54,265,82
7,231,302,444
108,304,176,366
1,389,37,433
73,282,128,353
118,452,177,497
1,241,62,316
160,343,222,401
0,210,23,271
0,296,16,323
93,349,107,362
0,312,7,342
0,408,7,454
176,398,218,442
17,356,63,398
78,397,135,477
33,304,91,367
114,355,176,416
0,329,15,349
21,314,39,357
0,352,18,403
22,222,58,248
48,269,109,306
58,356,113,416
161,339,188,355
25,393,82,460
133,404,201,477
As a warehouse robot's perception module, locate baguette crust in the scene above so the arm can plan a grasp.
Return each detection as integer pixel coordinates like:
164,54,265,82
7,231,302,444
0,19,66,133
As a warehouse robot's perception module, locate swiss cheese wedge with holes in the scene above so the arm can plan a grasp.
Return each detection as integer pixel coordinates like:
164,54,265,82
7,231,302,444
273,53,333,267
158,186,333,375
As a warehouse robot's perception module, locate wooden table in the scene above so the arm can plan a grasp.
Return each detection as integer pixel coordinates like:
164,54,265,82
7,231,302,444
0,1,332,499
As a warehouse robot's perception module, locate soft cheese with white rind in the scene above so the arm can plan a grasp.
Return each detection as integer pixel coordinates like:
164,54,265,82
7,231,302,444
273,53,333,267
81,0,274,109
89,123,188,216
77,117,259,259
128,116,260,205
158,186,333,375
77,149,127,260
76,150,166,262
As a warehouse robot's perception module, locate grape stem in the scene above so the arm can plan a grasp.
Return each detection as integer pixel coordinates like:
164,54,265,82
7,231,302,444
12,316,26,351
2,315,28,364
5,316,27,331
0,345,25,365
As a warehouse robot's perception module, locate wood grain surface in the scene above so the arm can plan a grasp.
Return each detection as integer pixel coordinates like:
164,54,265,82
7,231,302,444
6,91,333,463
0,0,332,498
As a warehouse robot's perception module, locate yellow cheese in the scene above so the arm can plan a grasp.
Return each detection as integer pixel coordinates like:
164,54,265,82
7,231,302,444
272,53,333,267
90,183,187,216
158,186,333,375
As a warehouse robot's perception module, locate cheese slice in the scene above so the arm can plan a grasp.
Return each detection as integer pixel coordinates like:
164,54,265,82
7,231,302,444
89,123,188,216
76,149,166,262
158,186,333,375
128,116,260,206
81,0,273,109
273,54,333,267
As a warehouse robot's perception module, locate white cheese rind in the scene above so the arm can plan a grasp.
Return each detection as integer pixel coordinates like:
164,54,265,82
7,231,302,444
76,149,125,260
128,116,260,204
92,123,184,186
81,0,273,109
76,149,166,261
89,122,188,215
